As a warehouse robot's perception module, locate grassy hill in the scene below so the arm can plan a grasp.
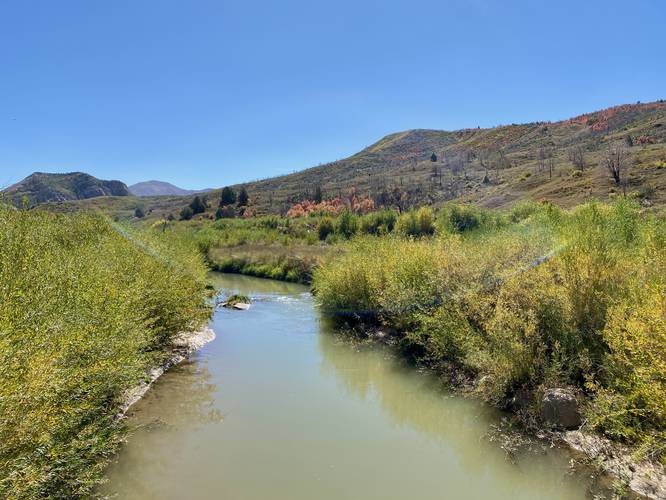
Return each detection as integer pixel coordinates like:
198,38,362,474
2,172,130,206
43,100,666,219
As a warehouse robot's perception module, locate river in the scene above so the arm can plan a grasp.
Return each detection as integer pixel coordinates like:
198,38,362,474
102,273,611,499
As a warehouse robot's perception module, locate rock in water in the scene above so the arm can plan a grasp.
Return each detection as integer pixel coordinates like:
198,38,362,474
541,388,581,429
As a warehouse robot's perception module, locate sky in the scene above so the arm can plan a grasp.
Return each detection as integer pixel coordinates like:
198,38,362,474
1,0,664,190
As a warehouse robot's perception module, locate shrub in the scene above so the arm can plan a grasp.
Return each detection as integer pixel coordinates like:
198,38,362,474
215,206,235,219
189,195,207,215
317,217,335,241
416,207,435,236
313,201,666,454
180,206,194,220
359,209,398,235
443,204,481,233
336,209,358,238
0,208,209,498
395,211,419,237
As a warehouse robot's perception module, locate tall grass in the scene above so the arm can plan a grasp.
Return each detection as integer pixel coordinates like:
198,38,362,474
0,207,210,498
313,200,665,457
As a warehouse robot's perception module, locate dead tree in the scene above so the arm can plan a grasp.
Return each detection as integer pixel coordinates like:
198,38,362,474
605,143,628,189
477,149,490,182
568,146,586,171
547,153,555,180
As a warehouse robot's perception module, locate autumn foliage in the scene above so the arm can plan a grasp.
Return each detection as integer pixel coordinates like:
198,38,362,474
287,190,375,217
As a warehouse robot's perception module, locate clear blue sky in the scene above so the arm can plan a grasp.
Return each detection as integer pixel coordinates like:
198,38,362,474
1,0,664,189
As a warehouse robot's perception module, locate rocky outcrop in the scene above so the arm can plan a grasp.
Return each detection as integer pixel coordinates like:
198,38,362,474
541,388,581,429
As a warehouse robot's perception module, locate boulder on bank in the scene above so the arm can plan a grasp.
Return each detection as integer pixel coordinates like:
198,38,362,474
541,388,581,429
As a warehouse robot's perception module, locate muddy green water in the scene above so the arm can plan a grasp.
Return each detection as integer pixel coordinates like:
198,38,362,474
103,274,607,500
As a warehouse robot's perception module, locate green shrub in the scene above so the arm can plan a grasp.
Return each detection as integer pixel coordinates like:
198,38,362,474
359,209,398,235
336,209,358,238
313,201,666,455
317,217,335,241
416,207,435,236
180,206,194,220
0,208,209,498
443,204,481,233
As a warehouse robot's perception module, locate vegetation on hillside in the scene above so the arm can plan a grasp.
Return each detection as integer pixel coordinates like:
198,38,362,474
3,172,130,206
39,101,666,220
0,207,210,498
313,201,665,460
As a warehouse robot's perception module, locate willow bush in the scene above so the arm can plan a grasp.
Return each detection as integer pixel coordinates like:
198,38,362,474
313,200,665,457
0,207,210,498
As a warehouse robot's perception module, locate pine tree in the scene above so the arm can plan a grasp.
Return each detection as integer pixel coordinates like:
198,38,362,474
220,187,236,206
237,187,249,206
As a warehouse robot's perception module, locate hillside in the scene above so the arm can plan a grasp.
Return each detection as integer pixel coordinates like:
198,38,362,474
237,101,666,213
129,180,212,197
44,101,666,219
3,172,130,206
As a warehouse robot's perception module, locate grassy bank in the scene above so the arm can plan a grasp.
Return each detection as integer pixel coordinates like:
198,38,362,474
313,201,665,461
0,207,210,498
177,216,334,283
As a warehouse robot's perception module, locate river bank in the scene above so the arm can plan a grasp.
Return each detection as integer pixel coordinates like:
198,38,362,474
341,323,665,499
117,325,216,419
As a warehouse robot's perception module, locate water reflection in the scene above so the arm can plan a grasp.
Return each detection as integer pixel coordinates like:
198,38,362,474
317,321,615,499
101,358,221,498
102,273,613,500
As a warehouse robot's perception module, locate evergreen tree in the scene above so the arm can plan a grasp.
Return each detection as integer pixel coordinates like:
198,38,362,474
237,187,249,206
220,186,236,206
189,196,206,214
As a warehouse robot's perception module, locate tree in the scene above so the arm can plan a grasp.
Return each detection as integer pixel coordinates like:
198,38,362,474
313,185,323,204
134,207,145,218
568,146,586,171
605,143,628,187
189,196,206,215
477,149,491,182
547,153,555,180
180,206,194,220
220,186,236,206
237,187,249,207
430,152,438,162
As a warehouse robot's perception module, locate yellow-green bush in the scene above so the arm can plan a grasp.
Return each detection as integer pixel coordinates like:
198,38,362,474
314,200,666,454
0,207,209,498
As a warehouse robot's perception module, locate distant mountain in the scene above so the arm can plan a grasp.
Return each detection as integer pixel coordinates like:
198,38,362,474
3,172,130,206
129,180,212,197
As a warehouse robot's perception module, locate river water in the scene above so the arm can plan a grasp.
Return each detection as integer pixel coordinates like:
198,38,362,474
102,273,609,499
